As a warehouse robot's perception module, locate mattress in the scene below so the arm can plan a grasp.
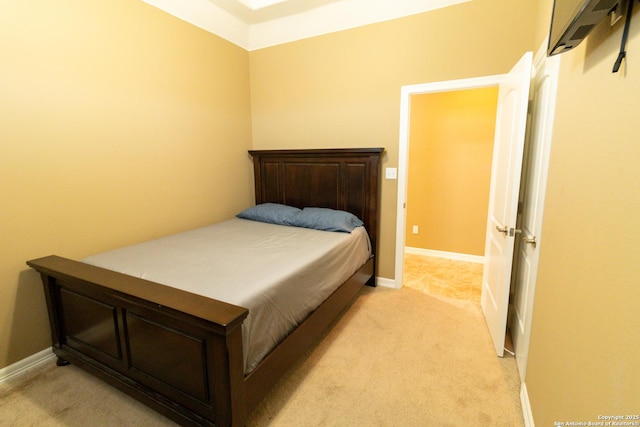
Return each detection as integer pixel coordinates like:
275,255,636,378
82,218,371,373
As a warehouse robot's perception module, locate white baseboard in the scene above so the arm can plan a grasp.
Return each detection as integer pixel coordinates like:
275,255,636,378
405,247,485,264
375,276,397,289
520,382,535,427
0,348,55,384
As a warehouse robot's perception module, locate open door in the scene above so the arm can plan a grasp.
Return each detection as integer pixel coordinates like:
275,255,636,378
481,52,533,357
511,50,560,378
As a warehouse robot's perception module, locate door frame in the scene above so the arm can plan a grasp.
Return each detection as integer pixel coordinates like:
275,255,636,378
395,74,504,288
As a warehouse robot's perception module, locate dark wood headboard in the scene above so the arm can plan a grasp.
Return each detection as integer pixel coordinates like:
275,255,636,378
248,148,383,259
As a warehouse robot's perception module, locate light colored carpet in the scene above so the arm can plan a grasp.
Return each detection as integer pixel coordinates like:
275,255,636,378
0,359,177,426
1,286,523,426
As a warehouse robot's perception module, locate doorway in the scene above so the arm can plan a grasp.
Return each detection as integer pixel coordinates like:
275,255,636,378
402,87,498,303
395,48,557,385
395,74,504,289
396,52,533,362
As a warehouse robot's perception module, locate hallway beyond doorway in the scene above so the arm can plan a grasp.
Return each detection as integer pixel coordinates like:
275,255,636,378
402,253,482,303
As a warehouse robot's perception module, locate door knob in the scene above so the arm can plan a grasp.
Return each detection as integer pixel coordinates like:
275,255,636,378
522,235,537,248
496,225,509,235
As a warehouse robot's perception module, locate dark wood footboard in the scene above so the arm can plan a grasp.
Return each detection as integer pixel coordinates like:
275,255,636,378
27,254,374,426
27,255,249,426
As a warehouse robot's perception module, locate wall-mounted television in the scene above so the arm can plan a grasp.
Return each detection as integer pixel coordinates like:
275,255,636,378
548,0,622,56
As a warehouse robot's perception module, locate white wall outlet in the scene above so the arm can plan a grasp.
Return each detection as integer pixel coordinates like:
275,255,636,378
412,225,419,234
385,167,397,179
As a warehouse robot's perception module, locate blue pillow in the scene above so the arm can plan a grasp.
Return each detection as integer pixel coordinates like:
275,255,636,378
287,207,364,233
236,203,301,225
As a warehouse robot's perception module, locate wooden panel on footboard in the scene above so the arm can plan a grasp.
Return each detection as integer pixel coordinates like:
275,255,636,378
27,255,249,427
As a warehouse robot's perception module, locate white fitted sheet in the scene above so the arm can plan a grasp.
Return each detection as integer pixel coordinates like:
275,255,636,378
82,218,371,373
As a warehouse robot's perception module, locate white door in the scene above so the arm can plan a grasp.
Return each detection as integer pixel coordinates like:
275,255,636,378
481,52,533,357
511,51,560,378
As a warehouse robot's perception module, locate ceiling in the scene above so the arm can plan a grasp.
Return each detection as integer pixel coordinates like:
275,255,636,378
207,0,346,24
142,0,471,50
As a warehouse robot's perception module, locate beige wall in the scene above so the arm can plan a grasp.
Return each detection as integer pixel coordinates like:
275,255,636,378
526,2,640,424
249,0,537,279
0,0,253,367
405,88,497,255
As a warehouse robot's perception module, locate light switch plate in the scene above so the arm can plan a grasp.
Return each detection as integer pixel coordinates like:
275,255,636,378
385,167,397,179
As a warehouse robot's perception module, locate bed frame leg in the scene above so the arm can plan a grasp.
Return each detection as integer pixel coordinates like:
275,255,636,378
56,357,70,367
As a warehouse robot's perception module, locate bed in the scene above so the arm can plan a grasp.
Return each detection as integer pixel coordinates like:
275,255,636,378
27,148,383,426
